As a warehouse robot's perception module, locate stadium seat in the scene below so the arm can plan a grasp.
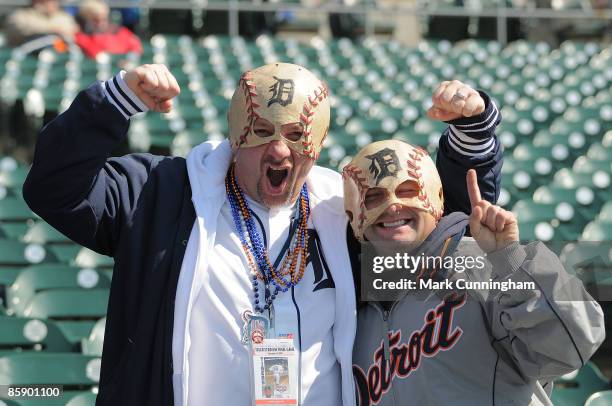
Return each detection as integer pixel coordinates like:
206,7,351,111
0,241,57,266
7,266,111,315
581,221,612,242
47,244,82,265
20,289,109,320
81,318,105,357
551,362,611,406
74,248,114,269
21,222,72,245
0,316,72,352
65,392,97,406
598,201,612,223
585,390,612,406
56,321,98,345
559,243,612,288
0,352,101,386
0,198,35,222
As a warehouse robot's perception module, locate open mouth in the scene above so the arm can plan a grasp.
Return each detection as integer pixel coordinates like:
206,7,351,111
267,167,288,187
262,163,292,197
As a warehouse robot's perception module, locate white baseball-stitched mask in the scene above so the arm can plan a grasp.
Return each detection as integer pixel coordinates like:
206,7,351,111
228,63,330,159
343,140,444,241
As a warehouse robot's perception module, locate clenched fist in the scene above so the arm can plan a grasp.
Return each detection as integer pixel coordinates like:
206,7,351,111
124,64,180,113
466,169,519,253
427,80,485,121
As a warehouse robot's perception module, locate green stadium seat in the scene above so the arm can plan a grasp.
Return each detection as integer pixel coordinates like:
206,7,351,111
20,289,109,320
0,167,29,190
0,316,72,352
56,321,98,345
598,202,612,223
0,353,100,387
74,248,114,269
65,392,97,406
551,362,611,406
46,244,82,264
0,198,35,222
0,268,22,294
0,223,29,240
22,222,72,245
81,318,105,356
0,241,57,267
559,243,612,287
581,221,612,242
585,390,612,406
7,266,111,315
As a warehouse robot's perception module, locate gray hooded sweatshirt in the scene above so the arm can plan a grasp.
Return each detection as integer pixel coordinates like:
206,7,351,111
351,213,605,406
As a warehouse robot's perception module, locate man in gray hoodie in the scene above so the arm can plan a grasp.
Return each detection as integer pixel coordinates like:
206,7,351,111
342,139,605,406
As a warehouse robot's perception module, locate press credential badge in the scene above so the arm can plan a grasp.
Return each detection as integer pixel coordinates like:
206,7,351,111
252,338,298,405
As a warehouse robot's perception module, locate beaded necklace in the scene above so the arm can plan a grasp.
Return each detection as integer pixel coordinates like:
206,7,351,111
225,164,311,313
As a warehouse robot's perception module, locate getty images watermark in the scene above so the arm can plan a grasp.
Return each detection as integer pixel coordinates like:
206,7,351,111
370,251,535,292
359,241,612,302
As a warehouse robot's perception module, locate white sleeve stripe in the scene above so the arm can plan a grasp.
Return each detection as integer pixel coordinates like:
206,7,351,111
451,107,499,133
448,125,492,145
116,70,149,112
102,81,130,119
447,135,496,157
101,71,149,120
452,101,498,129
107,78,139,116
448,130,494,151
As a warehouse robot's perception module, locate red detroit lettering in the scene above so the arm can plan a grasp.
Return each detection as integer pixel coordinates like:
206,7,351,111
353,295,466,406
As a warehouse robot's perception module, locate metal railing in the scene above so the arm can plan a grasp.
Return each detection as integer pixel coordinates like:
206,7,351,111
1,0,612,44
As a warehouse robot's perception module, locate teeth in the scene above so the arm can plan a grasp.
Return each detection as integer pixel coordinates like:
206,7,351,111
382,219,407,228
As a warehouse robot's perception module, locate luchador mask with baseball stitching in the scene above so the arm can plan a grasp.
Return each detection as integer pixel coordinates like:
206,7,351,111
228,63,330,159
343,140,444,241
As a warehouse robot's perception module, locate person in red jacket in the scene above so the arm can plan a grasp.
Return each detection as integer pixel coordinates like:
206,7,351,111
75,0,142,59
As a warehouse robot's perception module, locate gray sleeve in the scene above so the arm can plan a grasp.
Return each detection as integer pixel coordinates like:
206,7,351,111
471,242,605,381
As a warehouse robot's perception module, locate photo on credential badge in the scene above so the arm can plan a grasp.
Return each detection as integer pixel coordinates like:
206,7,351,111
263,358,290,398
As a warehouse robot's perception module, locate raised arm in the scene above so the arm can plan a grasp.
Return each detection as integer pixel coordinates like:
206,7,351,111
23,64,180,256
465,171,605,380
427,80,503,216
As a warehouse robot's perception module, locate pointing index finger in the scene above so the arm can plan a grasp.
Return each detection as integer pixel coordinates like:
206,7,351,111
467,169,482,208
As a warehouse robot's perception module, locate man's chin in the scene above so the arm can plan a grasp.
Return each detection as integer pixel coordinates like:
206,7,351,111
261,194,292,208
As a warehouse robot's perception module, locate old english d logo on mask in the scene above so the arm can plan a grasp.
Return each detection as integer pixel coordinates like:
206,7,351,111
268,77,295,107
366,147,400,186
343,140,444,241
228,63,330,159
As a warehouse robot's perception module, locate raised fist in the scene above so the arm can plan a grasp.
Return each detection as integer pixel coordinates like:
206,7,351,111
427,80,485,121
124,64,180,113
466,169,519,253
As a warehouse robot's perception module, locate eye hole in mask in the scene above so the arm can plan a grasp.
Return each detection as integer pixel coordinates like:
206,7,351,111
395,180,419,199
252,118,304,142
364,180,420,210
364,187,388,210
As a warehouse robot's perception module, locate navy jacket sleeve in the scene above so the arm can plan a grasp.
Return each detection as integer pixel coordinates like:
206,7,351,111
22,82,165,256
436,91,503,216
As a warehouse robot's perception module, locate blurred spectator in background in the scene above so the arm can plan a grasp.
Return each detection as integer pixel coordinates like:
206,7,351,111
75,0,142,59
4,0,78,47
329,0,365,40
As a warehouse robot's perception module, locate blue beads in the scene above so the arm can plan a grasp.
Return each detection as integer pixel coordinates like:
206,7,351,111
226,165,310,314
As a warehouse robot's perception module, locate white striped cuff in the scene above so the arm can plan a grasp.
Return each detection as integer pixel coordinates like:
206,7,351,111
101,70,149,120
446,101,499,156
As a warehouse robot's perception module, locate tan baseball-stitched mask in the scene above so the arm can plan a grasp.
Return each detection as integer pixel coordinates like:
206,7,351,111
228,63,330,159
342,140,444,241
